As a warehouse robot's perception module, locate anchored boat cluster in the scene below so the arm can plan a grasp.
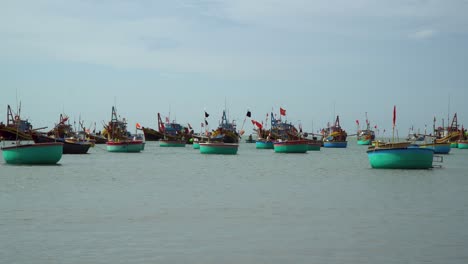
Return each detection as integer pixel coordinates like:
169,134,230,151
1,105,467,168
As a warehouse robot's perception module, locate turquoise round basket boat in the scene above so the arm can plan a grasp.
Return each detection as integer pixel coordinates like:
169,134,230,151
357,139,371,145
159,140,186,147
458,141,468,149
255,140,274,149
106,140,144,152
199,142,239,154
367,147,434,169
2,142,63,165
323,141,347,148
273,140,308,153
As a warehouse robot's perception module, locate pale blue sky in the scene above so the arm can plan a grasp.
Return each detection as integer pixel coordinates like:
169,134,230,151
1,0,467,135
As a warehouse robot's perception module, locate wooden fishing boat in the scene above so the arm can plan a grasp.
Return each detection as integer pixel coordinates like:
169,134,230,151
157,113,191,147
105,106,144,153
433,113,462,147
322,116,347,148
245,134,255,143
458,129,468,149
251,117,273,149
0,105,38,141
418,142,451,154
32,133,92,154
273,139,308,153
31,114,93,154
356,113,375,145
200,110,239,154
141,127,164,141
2,142,63,165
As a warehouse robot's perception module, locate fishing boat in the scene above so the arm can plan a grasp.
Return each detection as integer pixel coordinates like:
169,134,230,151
356,113,375,145
2,142,63,165
367,106,435,169
267,109,309,153
32,133,92,154
141,127,164,141
31,114,93,154
157,113,191,147
433,113,462,147
245,134,255,143
251,117,274,149
255,138,274,149
105,106,144,153
0,105,39,141
458,128,468,149
418,142,451,154
200,110,239,154
322,116,348,148
84,123,107,144
273,139,308,153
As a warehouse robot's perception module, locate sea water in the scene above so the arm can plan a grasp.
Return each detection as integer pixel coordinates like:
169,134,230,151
1,140,468,263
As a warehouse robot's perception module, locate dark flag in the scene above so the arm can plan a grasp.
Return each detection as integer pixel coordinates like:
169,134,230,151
205,120,208,125
205,111,209,118
246,110,251,118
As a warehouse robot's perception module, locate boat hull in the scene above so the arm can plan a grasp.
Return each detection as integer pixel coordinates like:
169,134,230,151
106,140,143,152
323,141,348,148
274,140,308,153
159,140,186,147
199,143,238,154
367,148,434,169
0,126,33,141
357,139,371,145
450,142,458,148
307,142,321,151
32,134,92,154
256,140,274,149
141,127,163,141
2,143,63,165
458,141,468,149
192,143,200,149
419,143,451,154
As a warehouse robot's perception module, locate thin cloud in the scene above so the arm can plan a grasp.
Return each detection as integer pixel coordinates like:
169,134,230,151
409,29,437,39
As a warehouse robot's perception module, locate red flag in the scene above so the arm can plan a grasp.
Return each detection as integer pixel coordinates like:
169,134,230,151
251,120,263,129
355,120,359,125
136,123,142,129
280,107,286,116
393,105,396,127
374,125,377,129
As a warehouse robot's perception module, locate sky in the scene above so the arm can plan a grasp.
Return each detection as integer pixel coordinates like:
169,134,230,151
1,0,468,136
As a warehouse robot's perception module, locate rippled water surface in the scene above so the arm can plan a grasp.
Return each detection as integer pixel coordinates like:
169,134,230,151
1,140,468,263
